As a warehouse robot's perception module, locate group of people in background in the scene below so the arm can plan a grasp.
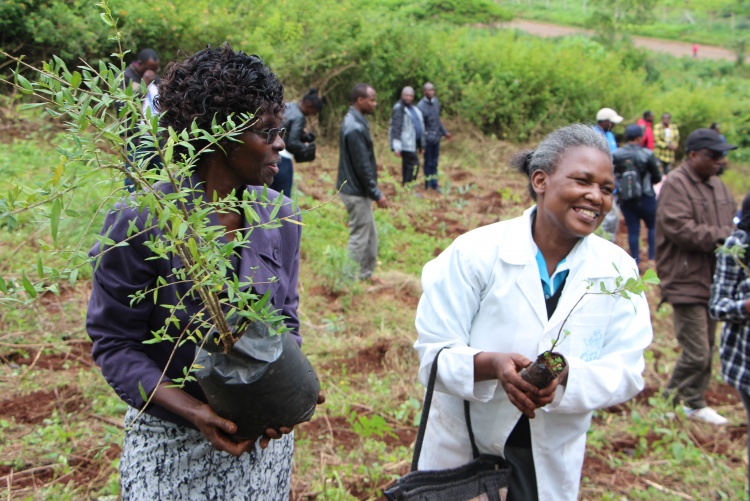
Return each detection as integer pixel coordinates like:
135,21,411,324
388,84,452,190
594,105,745,433
337,82,451,283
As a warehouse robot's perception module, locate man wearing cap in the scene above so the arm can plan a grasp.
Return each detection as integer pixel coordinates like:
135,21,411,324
594,107,623,153
594,107,624,241
654,113,680,175
656,128,737,425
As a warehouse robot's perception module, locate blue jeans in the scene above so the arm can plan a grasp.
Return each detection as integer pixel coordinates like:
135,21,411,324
620,195,657,263
423,142,440,190
270,157,293,196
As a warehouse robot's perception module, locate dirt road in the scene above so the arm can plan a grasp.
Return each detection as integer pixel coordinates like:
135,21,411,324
505,19,736,62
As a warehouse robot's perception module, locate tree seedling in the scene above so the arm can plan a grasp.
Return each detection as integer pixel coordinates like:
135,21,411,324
520,265,660,389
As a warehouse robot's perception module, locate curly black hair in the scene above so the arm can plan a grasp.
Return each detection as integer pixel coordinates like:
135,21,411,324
157,44,284,160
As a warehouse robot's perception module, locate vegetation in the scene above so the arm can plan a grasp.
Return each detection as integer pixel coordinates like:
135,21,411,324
2,1,750,499
500,0,750,48
3,0,750,152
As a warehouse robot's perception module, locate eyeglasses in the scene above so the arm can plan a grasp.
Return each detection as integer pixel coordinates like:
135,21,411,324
249,127,286,144
700,149,725,160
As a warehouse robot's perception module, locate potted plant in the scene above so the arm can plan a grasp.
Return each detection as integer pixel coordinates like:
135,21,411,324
0,2,323,439
520,266,660,389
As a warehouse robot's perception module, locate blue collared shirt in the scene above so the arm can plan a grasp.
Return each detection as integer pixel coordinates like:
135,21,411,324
535,249,570,299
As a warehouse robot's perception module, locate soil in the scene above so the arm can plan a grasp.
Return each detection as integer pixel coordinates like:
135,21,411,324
520,351,566,389
4,144,747,499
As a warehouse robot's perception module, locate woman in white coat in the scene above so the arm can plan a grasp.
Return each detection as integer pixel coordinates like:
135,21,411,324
414,124,653,500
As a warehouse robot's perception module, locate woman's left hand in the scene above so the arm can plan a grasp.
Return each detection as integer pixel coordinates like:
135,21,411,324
527,363,569,408
257,393,326,448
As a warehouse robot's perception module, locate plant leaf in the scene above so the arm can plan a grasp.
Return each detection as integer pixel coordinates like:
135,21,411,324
138,382,148,402
50,197,62,244
21,272,37,298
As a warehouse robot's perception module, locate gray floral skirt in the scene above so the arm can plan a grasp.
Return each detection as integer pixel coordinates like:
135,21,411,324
120,407,293,501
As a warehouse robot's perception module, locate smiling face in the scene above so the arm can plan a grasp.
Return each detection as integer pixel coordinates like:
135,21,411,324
224,109,285,187
532,146,615,244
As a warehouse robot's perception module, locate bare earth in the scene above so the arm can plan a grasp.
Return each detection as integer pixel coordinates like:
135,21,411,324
506,19,736,62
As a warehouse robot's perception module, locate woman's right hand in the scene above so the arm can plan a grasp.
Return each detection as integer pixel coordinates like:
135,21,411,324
190,403,257,457
152,382,256,457
474,352,542,418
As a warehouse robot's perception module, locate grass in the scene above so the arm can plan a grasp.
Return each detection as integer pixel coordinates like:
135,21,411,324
1,112,750,499
499,0,750,48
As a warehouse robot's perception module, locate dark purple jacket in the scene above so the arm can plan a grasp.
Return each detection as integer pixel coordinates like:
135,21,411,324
86,178,302,428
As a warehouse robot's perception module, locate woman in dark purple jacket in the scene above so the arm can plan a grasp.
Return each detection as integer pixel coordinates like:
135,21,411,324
87,46,313,500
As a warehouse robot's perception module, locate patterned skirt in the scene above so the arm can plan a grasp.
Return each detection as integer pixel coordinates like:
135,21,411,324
120,407,294,501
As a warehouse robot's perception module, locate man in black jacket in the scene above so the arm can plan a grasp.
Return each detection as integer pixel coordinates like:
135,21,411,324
417,82,451,191
613,124,663,265
337,83,388,281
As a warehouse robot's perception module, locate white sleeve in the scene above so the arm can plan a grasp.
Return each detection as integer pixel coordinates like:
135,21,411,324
414,238,498,402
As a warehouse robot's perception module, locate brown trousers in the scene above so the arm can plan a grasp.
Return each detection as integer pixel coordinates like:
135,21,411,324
665,304,717,409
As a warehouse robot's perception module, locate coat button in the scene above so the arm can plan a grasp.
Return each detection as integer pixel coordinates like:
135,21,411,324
273,248,280,259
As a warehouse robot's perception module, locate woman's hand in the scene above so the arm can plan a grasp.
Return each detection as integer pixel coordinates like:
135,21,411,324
256,393,326,449
527,360,568,408
191,403,257,457
475,352,543,418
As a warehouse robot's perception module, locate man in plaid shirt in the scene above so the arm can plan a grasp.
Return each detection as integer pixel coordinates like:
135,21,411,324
710,192,750,494
653,112,680,174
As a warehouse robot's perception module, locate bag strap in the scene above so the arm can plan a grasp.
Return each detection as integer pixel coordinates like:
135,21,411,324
410,347,481,471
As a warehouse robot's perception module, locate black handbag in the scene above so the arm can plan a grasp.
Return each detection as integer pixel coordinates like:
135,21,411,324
384,348,511,501
293,142,316,163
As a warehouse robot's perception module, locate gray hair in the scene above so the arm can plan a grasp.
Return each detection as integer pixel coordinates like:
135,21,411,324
511,124,612,200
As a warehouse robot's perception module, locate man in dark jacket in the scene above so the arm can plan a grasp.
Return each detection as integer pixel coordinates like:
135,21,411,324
271,89,322,196
337,83,388,281
124,48,160,90
613,124,662,265
417,82,451,191
656,128,737,425
390,86,425,185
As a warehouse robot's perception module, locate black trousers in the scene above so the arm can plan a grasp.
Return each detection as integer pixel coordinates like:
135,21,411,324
401,150,420,185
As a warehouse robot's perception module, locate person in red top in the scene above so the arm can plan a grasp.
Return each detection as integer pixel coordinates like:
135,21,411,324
637,110,655,150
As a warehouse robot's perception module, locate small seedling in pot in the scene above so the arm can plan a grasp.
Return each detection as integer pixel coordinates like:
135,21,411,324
520,266,659,389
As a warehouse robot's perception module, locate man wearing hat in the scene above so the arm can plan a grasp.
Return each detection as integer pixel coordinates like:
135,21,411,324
594,107,624,153
656,128,737,425
594,107,624,241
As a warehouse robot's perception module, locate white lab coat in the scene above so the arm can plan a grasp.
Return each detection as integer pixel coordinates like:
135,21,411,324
414,207,653,500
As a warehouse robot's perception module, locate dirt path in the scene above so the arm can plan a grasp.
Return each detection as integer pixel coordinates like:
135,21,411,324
505,19,736,62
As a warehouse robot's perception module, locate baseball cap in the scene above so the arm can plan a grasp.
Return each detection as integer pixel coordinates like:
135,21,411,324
624,124,644,140
685,128,737,152
596,108,623,123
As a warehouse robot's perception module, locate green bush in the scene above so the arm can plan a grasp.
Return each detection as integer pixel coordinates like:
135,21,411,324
3,0,750,147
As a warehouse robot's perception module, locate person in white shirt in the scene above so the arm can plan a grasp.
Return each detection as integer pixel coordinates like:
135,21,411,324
413,124,653,501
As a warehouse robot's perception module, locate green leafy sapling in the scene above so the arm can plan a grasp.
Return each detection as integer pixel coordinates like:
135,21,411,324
522,265,661,387
547,265,660,355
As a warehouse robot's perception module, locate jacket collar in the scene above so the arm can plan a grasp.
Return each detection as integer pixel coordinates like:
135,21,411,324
348,106,370,130
679,160,723,187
